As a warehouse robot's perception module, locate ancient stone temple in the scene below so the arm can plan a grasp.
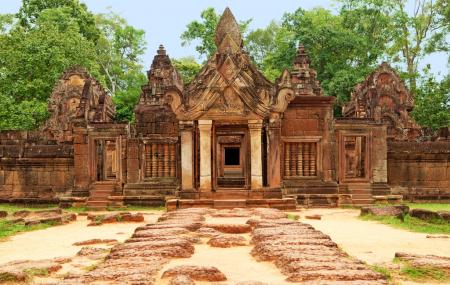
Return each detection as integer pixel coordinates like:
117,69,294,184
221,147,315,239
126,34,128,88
0,8,449,209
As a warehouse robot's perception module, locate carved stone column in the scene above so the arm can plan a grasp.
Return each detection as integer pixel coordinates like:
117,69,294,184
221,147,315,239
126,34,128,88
198,120,212,191
179,121,194,190
267,114,281,189
248,119,263,190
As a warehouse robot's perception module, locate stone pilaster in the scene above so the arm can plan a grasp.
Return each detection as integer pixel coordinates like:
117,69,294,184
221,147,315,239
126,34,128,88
179,121,194,190
248,119,263,189
267,115,281,189
198,120,212,191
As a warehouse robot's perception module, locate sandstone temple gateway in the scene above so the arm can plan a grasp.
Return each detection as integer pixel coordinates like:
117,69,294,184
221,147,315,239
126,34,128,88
0,8,449,210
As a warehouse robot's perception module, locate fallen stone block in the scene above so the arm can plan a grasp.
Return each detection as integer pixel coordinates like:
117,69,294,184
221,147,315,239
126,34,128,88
207,234,247,247
203,223,251,234
161,265,227,282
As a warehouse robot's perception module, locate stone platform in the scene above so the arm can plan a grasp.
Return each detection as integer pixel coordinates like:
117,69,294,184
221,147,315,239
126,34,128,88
166,198,297,211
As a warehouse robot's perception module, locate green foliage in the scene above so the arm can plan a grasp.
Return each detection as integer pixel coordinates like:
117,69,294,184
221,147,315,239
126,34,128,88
370,265,394,281
17,0,100,42
181,7,251,59
360,213,450,234
0,203,58,213
412,72,450,131
172,57,202,84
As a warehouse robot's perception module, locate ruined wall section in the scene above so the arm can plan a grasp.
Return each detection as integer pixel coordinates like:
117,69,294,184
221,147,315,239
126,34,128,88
388,141,450,201
0,131,73,202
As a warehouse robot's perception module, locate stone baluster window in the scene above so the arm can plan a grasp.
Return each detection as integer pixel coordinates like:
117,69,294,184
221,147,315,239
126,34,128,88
284,142,317,177
145,143,176,178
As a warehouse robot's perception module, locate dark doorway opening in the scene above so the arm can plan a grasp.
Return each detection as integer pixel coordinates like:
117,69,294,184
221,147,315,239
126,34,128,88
224,147,240,166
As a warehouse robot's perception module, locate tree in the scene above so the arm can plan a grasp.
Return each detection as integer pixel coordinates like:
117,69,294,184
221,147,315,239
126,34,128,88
181,7,251,60
340,0,449,94
17,0,99,42
0,7,101,130
94,11,147,122
412,70,450,131
172,57,202,84
0,8,101,102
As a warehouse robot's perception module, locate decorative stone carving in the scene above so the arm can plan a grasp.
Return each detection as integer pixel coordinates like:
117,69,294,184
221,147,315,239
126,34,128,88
42,66,115,142
343,63,421,141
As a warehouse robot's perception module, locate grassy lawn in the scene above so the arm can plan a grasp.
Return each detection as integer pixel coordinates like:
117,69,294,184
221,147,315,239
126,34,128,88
0,203,58,214
406,203,450,212
0,220,58,241
360,213,450,234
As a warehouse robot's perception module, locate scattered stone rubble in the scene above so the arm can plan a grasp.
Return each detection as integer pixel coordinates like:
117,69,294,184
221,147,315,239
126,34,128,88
86,212,144,226
60,208,210,284
0,258,70,282
207,234,247,247
361,205,450,222
73,239,118,246
161,265,227,282
249,208,388,284
4,208,76,226
395,252,450,270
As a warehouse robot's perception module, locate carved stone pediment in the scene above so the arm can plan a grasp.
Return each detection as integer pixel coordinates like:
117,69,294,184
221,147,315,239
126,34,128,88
42,66,115,142
342,62,421,141
163,8,275,121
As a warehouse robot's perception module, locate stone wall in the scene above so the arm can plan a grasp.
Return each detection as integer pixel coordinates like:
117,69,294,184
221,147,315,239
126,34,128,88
0,131,74,202
388,141,450,201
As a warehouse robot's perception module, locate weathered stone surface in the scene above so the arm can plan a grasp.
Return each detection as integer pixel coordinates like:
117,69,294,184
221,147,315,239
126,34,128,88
0,210,7,218
287,270,383,282
438,211,450,221
426,234,449,239
73,238,117,246
203,223,251,234
208,234,247,247
162,265,227,282
235,282,268,285
169,274,195,285
360,205,409,218
0,258,67,282
409,208,441,221
250,219,386,284
133,227,190,238
87,212,144,226
395,252,450,269
253,208,287,219
76,247,109,259
7,210,76,226
305,214,322,220
195,227,221,237
210,208,253,218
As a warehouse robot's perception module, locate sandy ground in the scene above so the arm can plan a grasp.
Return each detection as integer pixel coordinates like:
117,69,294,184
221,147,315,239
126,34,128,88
0,211,160,264
296,208,450,265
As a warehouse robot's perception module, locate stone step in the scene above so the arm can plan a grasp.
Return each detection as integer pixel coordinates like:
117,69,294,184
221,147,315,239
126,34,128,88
352,194,373,199
124,189,175,196
86,200,108,211
353,198,374,206
214,199,247,209
348,189,372,195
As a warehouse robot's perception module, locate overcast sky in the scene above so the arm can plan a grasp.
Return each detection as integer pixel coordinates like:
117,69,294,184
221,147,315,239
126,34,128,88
2,0,448,77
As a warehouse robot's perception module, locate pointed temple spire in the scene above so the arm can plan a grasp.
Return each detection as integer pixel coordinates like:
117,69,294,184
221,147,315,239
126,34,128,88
293,44,311,69
215,7,242,53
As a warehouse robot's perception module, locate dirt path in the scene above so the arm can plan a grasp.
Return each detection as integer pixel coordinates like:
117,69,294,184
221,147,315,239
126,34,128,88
0,211,160,264
297,208,450,265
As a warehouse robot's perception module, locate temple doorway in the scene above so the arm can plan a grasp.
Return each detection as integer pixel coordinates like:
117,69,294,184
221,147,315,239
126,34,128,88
214,124,250,190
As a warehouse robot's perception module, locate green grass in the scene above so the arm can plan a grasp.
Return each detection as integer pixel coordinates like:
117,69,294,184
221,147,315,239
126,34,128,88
0,203,58,214
370,264,394,281
287,213,300,220
400,265,449,282
0,220,57,240
406,203,450,212
360,213,450,234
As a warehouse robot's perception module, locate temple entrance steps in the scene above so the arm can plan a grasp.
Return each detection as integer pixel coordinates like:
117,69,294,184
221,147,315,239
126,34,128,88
166,197,296,211
87,182,116,210
348,183,374,206
123,182,177,207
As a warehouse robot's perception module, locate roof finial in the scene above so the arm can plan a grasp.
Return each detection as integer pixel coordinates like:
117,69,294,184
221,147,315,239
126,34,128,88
294,44,311,67
157,44,166,55
215,7,242,53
